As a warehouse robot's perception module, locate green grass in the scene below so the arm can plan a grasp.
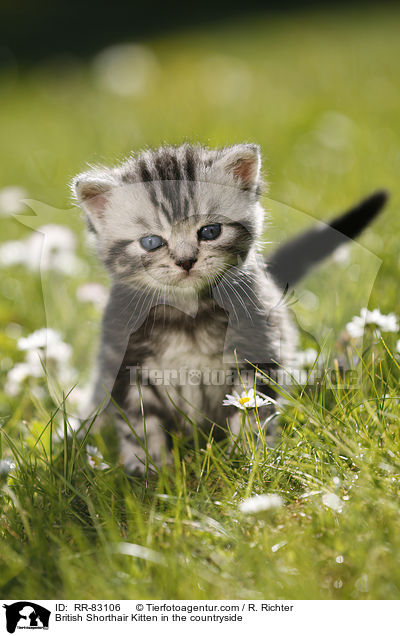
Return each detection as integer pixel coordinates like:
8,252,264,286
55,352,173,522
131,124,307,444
1,4,400,599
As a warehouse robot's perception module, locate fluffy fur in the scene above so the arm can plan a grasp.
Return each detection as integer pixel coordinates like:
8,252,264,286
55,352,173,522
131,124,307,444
73,143,386,474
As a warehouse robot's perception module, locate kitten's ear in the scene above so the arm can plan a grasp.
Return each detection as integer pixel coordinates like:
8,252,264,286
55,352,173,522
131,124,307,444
218,144,261,189
73,171,116,222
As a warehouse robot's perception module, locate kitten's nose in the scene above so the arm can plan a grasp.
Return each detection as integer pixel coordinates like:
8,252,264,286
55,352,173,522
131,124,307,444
177,258,196,272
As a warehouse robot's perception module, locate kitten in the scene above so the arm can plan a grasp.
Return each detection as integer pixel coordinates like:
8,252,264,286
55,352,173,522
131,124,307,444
73,143,387,474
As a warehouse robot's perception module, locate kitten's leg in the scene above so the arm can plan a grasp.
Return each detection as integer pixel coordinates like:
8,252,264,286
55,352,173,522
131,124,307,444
117,413,169,475
227,403,277,450
80,334,131,431
67,348,125,436
254,403,278,447
117,384,170,475
255,370,281,447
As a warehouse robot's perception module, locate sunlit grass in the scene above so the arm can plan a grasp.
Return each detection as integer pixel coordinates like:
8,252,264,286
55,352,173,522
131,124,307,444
2,342,400,599
1,4,400,599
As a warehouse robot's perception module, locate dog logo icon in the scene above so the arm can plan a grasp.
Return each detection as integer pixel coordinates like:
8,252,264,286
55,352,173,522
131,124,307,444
3,602,51,633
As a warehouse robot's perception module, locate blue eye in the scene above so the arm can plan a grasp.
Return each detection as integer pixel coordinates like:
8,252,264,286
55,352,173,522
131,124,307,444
198,223,222,241
140,235,165,251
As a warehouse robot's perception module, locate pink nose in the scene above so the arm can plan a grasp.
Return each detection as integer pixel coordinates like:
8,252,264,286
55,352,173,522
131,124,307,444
177,258,196,271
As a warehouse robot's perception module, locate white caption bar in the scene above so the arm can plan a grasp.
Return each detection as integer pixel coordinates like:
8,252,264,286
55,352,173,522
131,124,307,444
1,600,399,635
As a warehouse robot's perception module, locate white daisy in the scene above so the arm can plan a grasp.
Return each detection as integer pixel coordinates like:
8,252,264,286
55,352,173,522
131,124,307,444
346,307,399,339
18,327,63,351
0,185,27,216
76,283,108,309
25,225,82,274
345,314,365,338
223,388,274,410
295,348,320,368
5,360,43,396
364,308,399,332
0,224,83,274
322,492,344,513
56,416,83,440
18,328,72,366
5,328,76,396
86,445,109,470
0,458,16,478
0,240,27,267
239,493,283,514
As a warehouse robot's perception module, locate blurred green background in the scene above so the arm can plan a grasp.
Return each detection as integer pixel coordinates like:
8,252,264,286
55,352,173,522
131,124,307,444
1,4,399,213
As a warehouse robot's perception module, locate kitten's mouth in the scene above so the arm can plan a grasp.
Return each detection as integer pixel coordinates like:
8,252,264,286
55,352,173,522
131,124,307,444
172,269,210,290
175,271,198,286
139,263,227,293
173,265,228,290
178,269,192,279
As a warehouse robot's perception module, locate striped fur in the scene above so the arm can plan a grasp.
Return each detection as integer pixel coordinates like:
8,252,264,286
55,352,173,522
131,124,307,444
72,144,293,474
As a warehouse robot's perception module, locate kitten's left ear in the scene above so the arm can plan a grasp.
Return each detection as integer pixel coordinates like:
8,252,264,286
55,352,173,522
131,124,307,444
218,144,261,189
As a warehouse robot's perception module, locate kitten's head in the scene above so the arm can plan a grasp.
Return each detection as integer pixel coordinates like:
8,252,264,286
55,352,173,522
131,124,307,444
73,143,265,294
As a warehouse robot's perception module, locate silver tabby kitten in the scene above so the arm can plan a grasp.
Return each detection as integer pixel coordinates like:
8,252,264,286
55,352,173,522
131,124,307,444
73,143,386,474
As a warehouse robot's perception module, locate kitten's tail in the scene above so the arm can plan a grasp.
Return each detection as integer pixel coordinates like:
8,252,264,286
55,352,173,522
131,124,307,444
267,190,388,288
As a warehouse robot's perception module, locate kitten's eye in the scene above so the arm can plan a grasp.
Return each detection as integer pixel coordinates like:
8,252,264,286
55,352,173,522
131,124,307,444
140,235,165,251
198,223,222,241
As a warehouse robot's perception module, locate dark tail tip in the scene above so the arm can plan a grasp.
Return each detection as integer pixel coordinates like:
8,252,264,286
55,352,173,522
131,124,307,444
267,189,389,289
329,189,389,239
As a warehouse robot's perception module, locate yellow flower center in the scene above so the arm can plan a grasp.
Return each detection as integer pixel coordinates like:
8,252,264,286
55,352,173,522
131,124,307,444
238,396,251,405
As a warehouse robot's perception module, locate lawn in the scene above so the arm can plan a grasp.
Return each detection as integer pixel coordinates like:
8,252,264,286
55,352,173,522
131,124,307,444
1,4,400,599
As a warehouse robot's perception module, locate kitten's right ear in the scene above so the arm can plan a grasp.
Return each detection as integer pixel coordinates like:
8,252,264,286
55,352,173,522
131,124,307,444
73,172,116,228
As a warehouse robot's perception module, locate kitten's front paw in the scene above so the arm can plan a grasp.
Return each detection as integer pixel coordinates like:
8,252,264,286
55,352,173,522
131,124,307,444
121,454,149,476
120,448,171,476
117,414,169,476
